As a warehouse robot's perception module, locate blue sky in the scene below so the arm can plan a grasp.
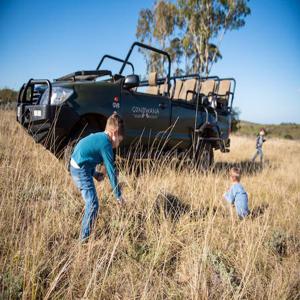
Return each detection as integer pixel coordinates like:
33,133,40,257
0,0,299,124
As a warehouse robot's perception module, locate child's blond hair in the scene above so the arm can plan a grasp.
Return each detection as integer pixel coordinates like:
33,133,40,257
230,167,241,181
105,112,124,136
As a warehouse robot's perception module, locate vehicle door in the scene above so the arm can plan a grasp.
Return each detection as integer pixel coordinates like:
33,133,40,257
120,88,171,148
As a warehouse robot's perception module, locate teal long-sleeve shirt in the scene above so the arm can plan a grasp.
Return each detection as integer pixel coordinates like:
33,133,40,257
71,132,121,198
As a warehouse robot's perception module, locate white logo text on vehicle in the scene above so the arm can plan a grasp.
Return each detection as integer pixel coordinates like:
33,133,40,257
132,106,159,119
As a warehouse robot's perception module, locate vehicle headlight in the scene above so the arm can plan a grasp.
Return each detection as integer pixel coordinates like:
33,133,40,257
40,87,73,105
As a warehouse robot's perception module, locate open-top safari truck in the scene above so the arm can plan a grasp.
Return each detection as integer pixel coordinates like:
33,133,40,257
16,42,235,168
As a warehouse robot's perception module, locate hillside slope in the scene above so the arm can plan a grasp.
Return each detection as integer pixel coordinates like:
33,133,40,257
237,120,300,140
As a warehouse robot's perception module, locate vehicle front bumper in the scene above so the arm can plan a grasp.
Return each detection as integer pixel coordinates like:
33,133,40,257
17,103,79,151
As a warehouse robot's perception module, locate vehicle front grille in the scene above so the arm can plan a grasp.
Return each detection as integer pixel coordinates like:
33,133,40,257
32,89,43,104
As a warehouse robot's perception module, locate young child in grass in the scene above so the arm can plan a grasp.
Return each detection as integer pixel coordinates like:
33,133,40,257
223,167,249,219
70,112,125,241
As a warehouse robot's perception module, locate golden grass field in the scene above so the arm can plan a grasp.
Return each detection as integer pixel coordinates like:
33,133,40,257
0,110,299,299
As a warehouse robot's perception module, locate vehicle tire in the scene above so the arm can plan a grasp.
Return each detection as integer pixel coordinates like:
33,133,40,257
194,141,214,171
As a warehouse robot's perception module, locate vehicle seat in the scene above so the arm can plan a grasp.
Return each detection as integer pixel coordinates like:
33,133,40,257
146,72,159,95
172,79,183,100
169,85,174,98
178,79,198,102
216,80,231,105
199,79,216,107
158,80,169,96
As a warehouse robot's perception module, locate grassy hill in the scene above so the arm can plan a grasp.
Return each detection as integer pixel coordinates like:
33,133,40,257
1,110,299,299
237,120,300,140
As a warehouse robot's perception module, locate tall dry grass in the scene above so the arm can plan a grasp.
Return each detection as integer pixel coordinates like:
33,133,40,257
0,110,299,299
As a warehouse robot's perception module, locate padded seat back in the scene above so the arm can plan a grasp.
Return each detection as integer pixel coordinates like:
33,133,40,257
200,79,216,96
200,79,217,108
178,79,197,102
159,81,169,96
216,80,231,104
173,79,183,100
146,72,159,95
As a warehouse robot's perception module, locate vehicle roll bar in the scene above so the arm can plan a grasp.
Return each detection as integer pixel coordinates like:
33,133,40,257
97,54,135,74
119,42,172,93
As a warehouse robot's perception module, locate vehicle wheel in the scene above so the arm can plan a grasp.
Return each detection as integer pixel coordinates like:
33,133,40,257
194,141,214,171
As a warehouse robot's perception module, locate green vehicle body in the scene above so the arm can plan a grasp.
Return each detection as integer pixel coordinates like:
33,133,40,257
16,42,235,165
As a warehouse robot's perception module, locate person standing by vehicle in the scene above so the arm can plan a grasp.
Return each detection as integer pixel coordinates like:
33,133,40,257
70,112,125,241
252,128,266,164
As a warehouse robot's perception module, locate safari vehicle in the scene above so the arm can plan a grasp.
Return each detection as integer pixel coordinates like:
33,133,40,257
16,42,236,168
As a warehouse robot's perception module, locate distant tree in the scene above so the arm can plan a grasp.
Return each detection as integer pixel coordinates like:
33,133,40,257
136,1,183,76
0,88,18,103
178,0,251,75
136,0,251,76
136,8,155,73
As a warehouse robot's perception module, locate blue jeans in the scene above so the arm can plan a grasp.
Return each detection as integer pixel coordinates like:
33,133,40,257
252,148,263,163
70,165,98,240
235,198,250,219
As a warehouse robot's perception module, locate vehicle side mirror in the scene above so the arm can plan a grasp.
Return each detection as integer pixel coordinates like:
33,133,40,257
123,75,140,89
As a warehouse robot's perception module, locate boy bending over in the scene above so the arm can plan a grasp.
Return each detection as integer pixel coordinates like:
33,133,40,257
70,112,125,240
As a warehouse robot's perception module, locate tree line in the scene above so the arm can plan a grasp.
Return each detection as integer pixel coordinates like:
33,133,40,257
0,88,18,103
